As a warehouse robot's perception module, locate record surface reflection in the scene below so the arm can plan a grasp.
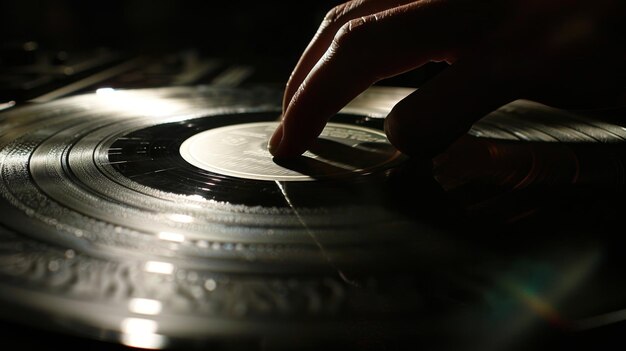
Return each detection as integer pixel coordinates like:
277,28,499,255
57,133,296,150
0,86,625,350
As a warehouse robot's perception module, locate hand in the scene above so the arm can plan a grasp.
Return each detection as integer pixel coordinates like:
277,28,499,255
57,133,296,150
268,0,625,158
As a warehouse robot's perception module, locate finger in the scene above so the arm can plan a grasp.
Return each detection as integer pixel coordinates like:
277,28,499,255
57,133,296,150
271,0,487,158
384,55,515,158
282,0,416,114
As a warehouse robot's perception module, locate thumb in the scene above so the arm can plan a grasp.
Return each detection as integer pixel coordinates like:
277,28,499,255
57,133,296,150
385,56,515,158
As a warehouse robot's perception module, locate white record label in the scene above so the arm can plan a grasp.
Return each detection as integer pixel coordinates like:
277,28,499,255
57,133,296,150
179,121,403,181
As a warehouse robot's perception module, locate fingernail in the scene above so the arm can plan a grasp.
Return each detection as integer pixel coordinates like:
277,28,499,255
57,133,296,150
267,122,284,155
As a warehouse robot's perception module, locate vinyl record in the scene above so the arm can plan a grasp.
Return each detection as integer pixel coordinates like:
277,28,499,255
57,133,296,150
0,86,459,350
1,85,626,350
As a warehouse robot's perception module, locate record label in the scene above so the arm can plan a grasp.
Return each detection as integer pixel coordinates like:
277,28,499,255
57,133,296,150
179,121,404,181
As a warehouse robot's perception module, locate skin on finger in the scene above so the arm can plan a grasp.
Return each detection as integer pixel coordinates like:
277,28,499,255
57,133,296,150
282,0,417,114
384,55,515,158
271,0,492,158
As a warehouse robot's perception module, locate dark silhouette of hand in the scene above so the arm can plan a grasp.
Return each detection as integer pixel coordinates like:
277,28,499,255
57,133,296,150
268,0,625,158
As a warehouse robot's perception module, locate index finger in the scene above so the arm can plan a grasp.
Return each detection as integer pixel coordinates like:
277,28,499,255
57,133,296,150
282,0,417,114
270,1,480,157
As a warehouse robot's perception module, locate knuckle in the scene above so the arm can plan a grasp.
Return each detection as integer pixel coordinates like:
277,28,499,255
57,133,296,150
334,16,375,48
322,3,351,25
323,0,366,25
323,6,343,24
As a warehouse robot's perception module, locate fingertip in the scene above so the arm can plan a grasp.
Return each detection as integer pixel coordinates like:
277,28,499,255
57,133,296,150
269,137,309,159
384,108,448,159
267,122,284,156
384,111,417,157
268,122,310,158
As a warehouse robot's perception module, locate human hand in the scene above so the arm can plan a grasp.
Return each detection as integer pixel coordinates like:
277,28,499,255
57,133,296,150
268,0,625,158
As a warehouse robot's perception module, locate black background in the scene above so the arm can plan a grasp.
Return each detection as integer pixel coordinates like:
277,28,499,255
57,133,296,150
0,0,446,90
2,1,340,77
2,1,339,53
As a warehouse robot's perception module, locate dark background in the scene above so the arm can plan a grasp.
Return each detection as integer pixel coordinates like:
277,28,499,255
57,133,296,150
2,1,338,55
0,0,341,88
0,0,445,102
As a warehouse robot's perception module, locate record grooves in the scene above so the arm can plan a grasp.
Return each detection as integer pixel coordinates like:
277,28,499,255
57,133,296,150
1,85,626,350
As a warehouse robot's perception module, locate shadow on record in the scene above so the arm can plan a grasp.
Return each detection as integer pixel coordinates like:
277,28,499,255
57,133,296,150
271,138,400,180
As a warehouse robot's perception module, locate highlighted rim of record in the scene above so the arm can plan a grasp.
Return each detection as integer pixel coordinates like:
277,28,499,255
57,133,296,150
179,121,405,181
